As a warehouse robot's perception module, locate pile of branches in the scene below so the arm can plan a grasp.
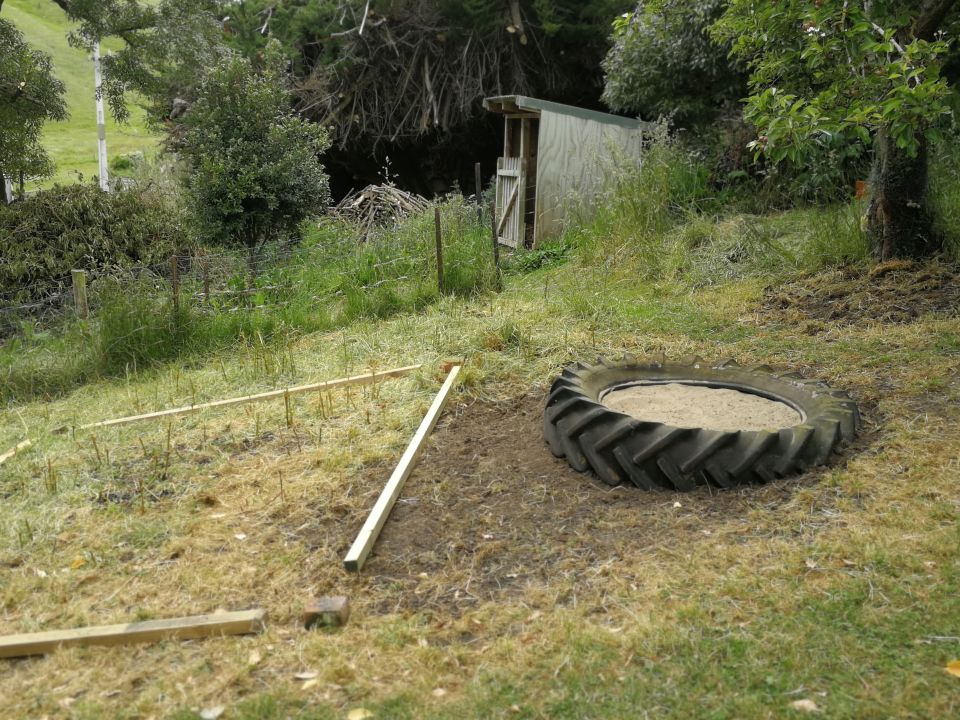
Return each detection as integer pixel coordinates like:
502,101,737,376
295,0,549,148
334,183,429,236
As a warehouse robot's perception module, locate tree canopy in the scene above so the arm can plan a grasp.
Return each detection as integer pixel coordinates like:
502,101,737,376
714,0,959,258
0,17,67,183
602,0,744,126
180,43,331,257
224,0,632,148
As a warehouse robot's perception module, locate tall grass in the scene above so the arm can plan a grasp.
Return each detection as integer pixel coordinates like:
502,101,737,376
555,133,871,288
0,197,498,402
929,133,960,262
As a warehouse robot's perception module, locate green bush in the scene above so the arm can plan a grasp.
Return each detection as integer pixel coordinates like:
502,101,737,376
181,44,330,259
0,183,191,305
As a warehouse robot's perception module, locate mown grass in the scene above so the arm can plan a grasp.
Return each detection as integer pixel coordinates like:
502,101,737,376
1,142,959,719
5,0,161,188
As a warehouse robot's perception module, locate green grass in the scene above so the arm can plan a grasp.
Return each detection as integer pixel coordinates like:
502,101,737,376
5,0,161,188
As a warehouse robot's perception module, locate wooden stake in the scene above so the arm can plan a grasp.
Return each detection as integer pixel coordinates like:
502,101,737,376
490,200,502,292
76,365,421,431
201,255,210,305
169,255,180,314
0,609,266,659
344,364,462,572
474,161,483,224
303,596,350,629
434,207,444,294
71,270,88,320
0,439,31,466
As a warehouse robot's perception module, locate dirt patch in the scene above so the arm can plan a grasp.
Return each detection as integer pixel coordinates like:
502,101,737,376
761,259,960,330
326,393,861,618
602,383,802,431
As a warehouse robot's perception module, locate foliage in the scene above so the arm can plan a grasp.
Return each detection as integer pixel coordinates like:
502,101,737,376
0,182,189,305
602,0,744,126
180,45,331,255
56,0,226,125
713,1,956,166
0,16,66,182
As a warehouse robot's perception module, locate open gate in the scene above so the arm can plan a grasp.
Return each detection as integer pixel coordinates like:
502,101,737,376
495,156,526,248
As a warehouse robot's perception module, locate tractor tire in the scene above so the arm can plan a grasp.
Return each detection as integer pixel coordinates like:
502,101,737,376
543,357,860,491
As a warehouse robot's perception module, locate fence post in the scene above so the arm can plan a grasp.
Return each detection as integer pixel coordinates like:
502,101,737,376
434,207,444,295
474,161,482,225
200,255,210,305
490,200,501,292
71,269,88,320
169,255,180,314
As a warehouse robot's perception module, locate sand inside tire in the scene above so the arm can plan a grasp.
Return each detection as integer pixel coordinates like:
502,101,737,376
602,383,802,432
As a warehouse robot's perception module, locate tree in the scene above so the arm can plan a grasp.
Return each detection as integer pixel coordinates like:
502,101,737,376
0,1,225,126
0,18,67,190
602,0,744,126
179,44,330,266
715,1,958,259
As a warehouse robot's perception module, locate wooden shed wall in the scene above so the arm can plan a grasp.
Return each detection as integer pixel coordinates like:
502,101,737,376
533,110,644,244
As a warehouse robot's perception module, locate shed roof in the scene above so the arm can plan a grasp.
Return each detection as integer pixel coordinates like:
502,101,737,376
484,95,647,130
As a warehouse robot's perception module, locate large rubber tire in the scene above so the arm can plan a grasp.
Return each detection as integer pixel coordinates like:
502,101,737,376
543,357,860,491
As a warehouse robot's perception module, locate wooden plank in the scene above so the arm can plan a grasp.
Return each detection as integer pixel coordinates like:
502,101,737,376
0,439,31,466
76,365,421,431
344,364,462,572
0,609,266,659
496,182,519,237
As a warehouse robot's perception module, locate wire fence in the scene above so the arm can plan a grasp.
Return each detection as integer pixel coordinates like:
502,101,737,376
0,199,499,339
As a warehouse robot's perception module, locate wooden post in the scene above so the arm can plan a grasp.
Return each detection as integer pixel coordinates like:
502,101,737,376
71,269,88,320
490,200,501,292
201,255,210,305
434,207,444,295
474,161,483,225
169,255,180,314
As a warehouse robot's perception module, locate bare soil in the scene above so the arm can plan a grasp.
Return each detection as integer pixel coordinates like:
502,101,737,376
602,383,801,431
319,393,859,620
762,259,960,331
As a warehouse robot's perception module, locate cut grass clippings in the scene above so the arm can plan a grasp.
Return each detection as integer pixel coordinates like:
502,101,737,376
1,251,958,718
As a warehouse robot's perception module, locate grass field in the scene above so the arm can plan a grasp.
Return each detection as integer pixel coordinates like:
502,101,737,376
5,0,161,188
1,166,959,717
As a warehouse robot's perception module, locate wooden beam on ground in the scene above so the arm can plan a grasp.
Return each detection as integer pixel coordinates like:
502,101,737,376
344,364,462,572
0,439,31,466
0,609,266,659
77,365,422,431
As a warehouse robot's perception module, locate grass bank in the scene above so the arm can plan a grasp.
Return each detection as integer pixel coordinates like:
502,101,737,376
1,159,959,717
1,141,959,718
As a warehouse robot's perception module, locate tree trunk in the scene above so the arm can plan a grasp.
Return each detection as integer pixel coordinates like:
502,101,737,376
866,129,940,260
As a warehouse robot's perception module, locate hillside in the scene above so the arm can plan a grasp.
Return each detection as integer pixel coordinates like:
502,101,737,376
5,0,161,188
0,161,958,715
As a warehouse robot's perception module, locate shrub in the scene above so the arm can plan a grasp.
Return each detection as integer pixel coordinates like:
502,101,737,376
181,44,330,264
0,183,191,306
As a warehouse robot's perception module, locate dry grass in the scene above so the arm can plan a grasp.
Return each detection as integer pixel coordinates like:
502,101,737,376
1,259,959,718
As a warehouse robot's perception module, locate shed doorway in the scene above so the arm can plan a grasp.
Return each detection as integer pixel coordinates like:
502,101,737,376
496,116,539,248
